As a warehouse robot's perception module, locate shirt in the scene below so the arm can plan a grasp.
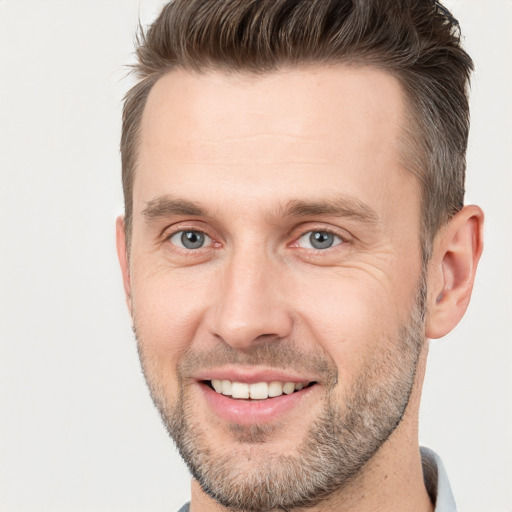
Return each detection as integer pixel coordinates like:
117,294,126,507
176,446,456,512
421,446,457,511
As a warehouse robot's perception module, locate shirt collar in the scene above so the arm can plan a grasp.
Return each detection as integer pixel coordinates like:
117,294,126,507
421,446,457,512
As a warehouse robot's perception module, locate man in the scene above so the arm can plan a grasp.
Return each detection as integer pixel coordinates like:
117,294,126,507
115,1,483,511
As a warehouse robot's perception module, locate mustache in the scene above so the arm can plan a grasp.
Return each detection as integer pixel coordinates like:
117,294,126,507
177,341,338,384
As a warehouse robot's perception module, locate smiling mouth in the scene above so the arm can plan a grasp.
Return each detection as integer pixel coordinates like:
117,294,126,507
205,379,316,400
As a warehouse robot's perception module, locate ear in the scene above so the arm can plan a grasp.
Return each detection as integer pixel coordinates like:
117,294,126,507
116,216,133,318
425,205,484,339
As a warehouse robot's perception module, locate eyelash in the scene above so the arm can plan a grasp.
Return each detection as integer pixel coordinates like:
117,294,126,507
168,230,214,250
163,225,349,254
294,229,345,251
163,226,217,253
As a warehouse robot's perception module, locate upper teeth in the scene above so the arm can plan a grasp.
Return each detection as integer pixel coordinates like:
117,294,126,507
211,379,306,400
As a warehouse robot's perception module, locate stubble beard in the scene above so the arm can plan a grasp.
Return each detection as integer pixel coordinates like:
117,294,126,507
135,282,427,511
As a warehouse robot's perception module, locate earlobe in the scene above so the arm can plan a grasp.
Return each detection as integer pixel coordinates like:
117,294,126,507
115,216,133,317
425,205,484,339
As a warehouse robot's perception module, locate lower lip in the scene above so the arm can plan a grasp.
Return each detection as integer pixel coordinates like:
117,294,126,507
199,382,316,425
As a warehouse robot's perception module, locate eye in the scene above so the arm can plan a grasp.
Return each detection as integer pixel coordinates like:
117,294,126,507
169,230,212,250
297,231,343,250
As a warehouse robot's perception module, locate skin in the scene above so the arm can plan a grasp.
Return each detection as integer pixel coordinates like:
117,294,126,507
116,66,483,511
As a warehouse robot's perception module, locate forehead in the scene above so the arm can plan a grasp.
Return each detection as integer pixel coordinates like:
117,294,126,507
135,65,418,222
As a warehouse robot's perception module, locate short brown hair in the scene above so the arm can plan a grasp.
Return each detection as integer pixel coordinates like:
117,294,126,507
121,0,473,258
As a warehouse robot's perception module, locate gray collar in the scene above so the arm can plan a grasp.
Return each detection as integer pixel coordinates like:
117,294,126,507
421,446,457,512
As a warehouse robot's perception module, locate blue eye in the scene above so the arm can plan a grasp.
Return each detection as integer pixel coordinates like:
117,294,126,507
297,231,342,250
170,230,211,250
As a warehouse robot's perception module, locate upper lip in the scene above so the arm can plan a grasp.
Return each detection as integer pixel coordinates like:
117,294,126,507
193,367,317,384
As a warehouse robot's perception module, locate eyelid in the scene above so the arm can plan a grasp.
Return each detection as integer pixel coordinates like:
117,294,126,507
160,222,350,252
162,223,219,249
296,230,343,250
290,224,350,246
169,230,213,249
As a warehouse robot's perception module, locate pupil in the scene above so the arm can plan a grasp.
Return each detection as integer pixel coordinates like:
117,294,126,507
310,231,334,249
181,231,204,249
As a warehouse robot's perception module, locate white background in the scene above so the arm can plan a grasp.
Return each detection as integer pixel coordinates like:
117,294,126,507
0,1,510,511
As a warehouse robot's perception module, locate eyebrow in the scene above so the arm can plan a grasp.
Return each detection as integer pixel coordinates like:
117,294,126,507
141,194,379,224
142,196,208,220
279,197,379,223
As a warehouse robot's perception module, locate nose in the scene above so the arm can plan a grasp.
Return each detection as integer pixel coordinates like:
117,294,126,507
206,246,293,350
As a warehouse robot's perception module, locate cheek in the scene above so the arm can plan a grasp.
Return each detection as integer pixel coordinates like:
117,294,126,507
131,264,213,377
289,268,418,382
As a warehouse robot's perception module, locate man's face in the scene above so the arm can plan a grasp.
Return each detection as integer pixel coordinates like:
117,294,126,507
122,66,427,509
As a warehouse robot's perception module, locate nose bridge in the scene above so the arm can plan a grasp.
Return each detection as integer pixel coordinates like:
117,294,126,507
209,241,292,348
